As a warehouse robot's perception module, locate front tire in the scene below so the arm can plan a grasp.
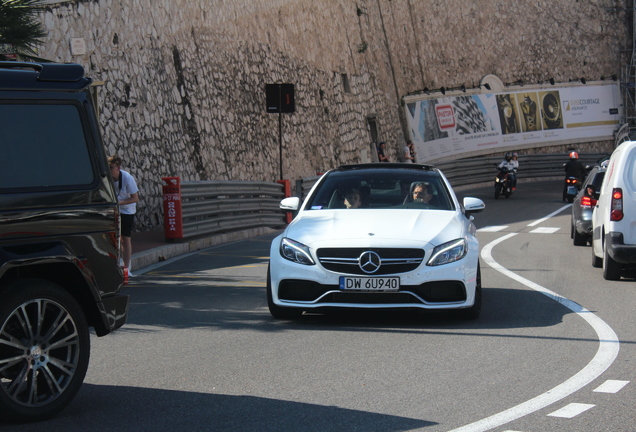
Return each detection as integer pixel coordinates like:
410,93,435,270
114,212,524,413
602,248,622,280
266,266,303,320
0,279,90,422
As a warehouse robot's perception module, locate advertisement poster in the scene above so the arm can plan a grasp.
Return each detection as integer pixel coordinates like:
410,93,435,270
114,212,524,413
404,83,621,162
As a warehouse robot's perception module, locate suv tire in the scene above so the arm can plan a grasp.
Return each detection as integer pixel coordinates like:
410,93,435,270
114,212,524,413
602,248,622,281
0,279,90,422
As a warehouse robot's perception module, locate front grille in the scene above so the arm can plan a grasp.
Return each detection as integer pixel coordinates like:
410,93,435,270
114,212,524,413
277,279,466,304
317,248,424,275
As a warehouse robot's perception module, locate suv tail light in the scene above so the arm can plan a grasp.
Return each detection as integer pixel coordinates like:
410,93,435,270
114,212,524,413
610,188,624,221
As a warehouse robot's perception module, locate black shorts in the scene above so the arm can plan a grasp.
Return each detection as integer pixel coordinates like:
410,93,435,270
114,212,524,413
121,214,135,237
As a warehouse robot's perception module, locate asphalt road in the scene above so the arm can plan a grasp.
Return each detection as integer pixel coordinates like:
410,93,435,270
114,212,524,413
6,179,635,432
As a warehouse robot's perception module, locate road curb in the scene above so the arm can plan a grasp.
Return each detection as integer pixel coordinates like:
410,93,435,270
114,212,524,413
131,226,280,271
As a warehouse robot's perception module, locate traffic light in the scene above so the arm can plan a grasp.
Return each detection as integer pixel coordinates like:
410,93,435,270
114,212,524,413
266,83,295,113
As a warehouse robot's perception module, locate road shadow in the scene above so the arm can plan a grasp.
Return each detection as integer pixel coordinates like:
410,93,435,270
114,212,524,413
121,276,577,336
1,384,435,432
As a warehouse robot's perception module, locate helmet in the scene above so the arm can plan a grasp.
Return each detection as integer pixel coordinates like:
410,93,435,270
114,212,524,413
512,152,518,158
505,152,512,161
569,151,579,160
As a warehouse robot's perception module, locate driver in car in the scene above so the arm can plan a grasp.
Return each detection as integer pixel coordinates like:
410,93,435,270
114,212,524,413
412,182,433,203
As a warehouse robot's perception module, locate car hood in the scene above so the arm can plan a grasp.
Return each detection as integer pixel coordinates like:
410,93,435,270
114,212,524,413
284,209,467,248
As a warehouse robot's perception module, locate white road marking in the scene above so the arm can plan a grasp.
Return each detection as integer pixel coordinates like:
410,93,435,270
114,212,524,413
529,227,560,234
477,226,509,232
449,207,620,432
594,380,629,393
527,204,571,227
547,403,595,418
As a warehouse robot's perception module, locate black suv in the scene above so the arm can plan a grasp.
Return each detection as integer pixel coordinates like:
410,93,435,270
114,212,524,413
0,62,129,422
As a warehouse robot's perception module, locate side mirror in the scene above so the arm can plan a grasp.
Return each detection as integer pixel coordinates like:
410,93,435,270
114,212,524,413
280,197,300,211
463,197,485,215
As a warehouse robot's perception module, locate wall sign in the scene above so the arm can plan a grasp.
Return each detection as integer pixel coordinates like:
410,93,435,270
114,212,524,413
404,82,622,162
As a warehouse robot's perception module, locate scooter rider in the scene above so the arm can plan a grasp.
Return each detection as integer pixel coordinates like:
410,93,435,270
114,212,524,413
498,152,517,190
564,151,585,182
564,151,586,196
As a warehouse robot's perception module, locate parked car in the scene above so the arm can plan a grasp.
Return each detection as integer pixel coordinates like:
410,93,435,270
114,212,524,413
592,140,636,280
0,62,129,422
267,163,486,320
571,165,606,246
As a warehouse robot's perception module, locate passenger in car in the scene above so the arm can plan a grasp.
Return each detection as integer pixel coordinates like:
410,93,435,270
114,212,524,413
344,188,362,209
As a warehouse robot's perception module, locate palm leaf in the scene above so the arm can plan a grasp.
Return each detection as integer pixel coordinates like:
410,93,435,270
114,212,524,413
0,0,48,59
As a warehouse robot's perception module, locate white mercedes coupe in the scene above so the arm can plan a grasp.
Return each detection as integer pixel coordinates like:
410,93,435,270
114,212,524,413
268,163,486,319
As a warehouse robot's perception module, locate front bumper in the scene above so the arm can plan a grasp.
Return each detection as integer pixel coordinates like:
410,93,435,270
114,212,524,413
269,248,479,311
606,232,636,264
276,279,469,308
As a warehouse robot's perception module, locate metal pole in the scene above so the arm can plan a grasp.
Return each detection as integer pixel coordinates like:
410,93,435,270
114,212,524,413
279,110,283,180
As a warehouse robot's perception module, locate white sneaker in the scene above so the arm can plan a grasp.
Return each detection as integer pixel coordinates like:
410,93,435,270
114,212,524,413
128,271,134,278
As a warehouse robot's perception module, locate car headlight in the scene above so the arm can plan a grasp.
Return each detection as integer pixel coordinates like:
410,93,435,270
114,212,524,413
280,238,315,265
427,238,467,266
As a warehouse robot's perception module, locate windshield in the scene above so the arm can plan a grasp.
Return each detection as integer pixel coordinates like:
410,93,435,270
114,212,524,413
305,168,455,211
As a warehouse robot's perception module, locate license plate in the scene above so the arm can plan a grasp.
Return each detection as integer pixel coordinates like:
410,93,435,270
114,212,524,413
339,276,400,291
567,186,578,195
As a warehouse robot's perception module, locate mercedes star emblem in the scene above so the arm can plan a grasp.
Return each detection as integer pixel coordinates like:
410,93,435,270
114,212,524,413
359,251,381,274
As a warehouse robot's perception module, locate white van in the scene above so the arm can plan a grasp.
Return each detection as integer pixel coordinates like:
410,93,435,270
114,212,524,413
592,140,636,280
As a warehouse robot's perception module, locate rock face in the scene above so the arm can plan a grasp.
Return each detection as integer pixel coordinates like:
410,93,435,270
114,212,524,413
37,0,628,230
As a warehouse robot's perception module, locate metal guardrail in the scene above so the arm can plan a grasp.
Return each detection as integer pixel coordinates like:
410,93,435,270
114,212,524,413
162,153,612,239
294,153,611,199
177,180,287,239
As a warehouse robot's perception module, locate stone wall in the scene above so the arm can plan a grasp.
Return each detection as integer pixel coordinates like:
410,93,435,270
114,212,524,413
36,0,631,230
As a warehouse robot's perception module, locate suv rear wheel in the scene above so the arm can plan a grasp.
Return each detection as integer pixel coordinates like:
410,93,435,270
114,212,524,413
0,279,90,422
602,248,622,281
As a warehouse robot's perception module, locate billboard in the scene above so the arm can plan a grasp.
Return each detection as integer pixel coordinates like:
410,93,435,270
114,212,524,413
404,83,621,162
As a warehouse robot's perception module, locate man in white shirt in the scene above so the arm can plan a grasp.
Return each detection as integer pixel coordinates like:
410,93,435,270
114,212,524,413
403,140,416,163
108,155,139,275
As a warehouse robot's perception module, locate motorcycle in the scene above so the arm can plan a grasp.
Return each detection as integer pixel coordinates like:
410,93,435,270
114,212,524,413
494,166,514,199
563,177,581,203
